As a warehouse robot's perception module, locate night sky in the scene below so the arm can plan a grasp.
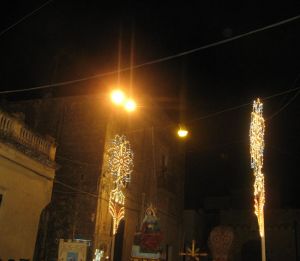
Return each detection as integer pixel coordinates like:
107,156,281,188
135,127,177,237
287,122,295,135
0,1,300,209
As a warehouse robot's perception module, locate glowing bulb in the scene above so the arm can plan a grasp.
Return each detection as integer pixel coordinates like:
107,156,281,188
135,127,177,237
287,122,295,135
124,99,136,112
177,128,188,138
111,90,125,105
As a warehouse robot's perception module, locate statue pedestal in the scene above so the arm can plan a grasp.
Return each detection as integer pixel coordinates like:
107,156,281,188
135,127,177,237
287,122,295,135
131,245,160,261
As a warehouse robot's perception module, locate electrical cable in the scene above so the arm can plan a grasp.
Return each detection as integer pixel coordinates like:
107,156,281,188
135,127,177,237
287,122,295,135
188,85,300,124
122,85,300,137
54,179,141,213
44,85,300,168
51,87,300,219
54,179,99,198
268,90,300,120
0,0,54,38
57,155,99,166
267,74,300,120
53,184,176,217
1,14,300,94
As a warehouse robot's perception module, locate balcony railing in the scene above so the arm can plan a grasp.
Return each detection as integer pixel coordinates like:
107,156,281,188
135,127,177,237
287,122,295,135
0,110,56,161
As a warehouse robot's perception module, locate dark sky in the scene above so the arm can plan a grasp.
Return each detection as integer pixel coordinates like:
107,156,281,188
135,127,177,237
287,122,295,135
0,1,300,209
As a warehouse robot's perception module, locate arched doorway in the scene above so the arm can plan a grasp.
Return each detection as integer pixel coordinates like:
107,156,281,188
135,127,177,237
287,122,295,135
33,204,51,261
113,220,125,261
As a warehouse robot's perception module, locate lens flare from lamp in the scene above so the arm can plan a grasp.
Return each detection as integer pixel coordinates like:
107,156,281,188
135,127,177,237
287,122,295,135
124,99,136,112
111,90,125,105
178,128,188,138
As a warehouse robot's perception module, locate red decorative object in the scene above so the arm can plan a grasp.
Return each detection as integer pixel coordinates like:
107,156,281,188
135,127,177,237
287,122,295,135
140,232,162,253
209,226,234,261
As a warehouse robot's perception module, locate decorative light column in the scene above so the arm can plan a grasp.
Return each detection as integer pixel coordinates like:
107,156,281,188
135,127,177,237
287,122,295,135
107,134,134,234
250,98,266,261
106,134,133,261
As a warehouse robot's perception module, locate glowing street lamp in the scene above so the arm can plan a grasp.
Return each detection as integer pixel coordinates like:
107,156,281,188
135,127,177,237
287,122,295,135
111,89,125,105
177,127,188,138
124,99,136,112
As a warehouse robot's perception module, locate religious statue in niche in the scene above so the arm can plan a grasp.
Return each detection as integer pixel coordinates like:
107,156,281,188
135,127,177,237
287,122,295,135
131,204,162,260
140,204,162,253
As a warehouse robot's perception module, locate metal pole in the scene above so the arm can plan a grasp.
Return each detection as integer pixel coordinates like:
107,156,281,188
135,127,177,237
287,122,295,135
110,234,115,261
261,234,266,261
261,215,266,261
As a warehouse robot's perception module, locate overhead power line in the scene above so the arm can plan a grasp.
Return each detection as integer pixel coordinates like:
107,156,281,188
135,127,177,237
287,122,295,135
1,14,300,94
42,85,300,170
184,86,300,123
0,0,54,38
54,179,141,213
267,73,300,120
54,179,176,217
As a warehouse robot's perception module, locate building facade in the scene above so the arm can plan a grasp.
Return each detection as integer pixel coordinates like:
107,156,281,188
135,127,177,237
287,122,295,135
0,109,57,260
8,94,185,261
194,195,300,261
220,209,300,261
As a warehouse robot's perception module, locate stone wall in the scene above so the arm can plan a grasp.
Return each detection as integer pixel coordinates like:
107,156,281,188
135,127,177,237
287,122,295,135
9,95,109,260
95,99,185,261
9,94,185,261
220,209,300,261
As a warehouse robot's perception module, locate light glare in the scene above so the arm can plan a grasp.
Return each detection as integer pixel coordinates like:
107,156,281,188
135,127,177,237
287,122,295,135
111,90,125,105
178,128,188,138
124,99,136,112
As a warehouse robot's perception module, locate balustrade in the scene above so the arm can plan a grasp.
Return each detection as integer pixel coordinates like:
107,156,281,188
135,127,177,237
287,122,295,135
0,110,56,161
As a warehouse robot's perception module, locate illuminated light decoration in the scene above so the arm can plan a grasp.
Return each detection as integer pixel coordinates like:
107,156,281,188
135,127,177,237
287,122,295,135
180,240,208,261
109,187,125,205
124,99,136,112
250,98,265,238
107,135,134,187
111,89,125,105
93,249,104,261
107,135,134,234
177,127,188,138
109,201,125,235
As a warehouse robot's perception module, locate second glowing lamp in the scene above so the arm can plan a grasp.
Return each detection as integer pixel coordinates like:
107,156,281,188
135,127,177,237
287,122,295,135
111,89,136,112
